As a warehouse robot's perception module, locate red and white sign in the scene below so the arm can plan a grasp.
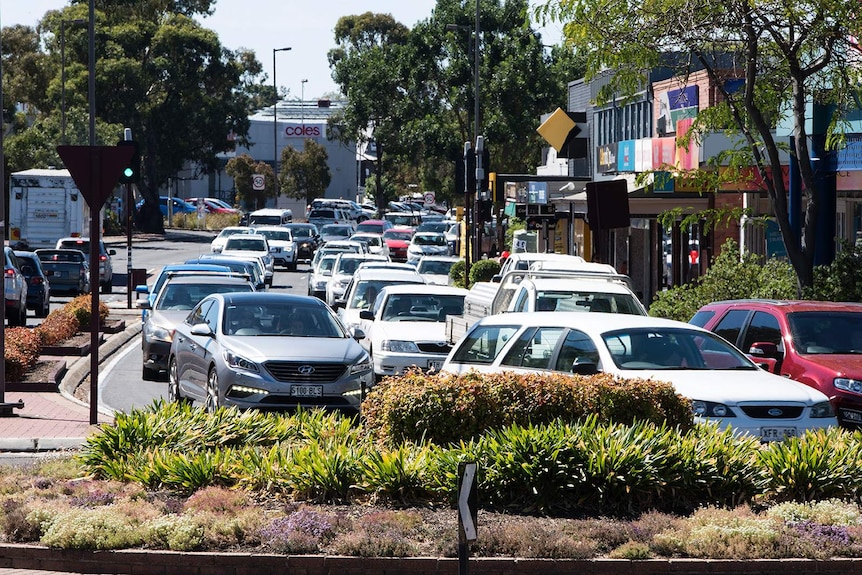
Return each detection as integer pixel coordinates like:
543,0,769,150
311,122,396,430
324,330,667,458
423,191,435,205
252,174,265,191
283,124,321,138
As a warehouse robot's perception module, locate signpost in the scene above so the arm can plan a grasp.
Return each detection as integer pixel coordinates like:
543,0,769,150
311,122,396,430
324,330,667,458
457,461,478,575
56,144,134,425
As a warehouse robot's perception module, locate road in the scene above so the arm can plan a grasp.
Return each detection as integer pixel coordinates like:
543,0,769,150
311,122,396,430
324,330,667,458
95,231,314,414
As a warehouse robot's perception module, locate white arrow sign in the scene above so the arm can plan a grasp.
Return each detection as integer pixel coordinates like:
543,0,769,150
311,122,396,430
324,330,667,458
458,462,477,541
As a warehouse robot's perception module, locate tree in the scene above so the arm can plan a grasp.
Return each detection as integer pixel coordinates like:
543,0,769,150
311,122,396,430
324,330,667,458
328,12,411,214
26,1,266,233
225,154,276,211
536,0,862,291
279,140,332,208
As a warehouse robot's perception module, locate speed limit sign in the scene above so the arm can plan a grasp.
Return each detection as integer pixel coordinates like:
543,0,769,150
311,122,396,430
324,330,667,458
252,174,265,191
423,191,436,205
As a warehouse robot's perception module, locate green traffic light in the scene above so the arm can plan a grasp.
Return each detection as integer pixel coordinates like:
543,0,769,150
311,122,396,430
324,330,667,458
123,168,134,177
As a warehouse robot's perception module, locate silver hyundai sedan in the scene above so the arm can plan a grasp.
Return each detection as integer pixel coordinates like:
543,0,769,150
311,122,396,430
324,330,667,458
168,292,372,413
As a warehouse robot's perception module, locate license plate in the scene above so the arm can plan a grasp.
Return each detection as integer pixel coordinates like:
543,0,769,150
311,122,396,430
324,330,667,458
761,427,797,441
842,409,862,422
291,385,322,397
427,360,443,371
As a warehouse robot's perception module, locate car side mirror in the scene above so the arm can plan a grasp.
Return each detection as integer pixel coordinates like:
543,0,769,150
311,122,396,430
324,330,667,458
749,342,780,357
351,327,366,340
491,274,502,283
332,300,345,310
136,300,152,310
190,323,214,338
359,310,374,320
108,249,116,256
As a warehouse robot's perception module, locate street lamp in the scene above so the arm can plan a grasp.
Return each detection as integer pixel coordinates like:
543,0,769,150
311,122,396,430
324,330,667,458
272,47,292,182
61,18,86,145
300,79,308,128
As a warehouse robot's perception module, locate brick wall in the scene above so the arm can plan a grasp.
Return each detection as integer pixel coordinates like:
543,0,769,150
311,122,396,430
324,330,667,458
1,544,861,575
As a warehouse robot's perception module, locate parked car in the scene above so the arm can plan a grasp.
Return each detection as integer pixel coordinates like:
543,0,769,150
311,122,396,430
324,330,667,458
14,250,51,318
55,237,115,293
406,231,450,264
3,246,28,326
359,284,468,379
187,197,240,214
415,255,460,286
210,226,251,253
307,207,353,231
250,225,298,271
136,196,198,217
284,223,321,262
691,299,862,429
441,312,838,442
139,274,256,381
167,292,372,413
382,227,415,262
220,234,274,286
35,249,90,296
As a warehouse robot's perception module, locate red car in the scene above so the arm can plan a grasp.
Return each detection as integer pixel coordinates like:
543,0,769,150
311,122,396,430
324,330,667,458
187,197,239,214
382,227,414,262
691,299,862,429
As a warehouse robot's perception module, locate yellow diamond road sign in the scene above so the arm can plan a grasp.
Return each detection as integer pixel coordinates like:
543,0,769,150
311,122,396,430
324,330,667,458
537,107,577,153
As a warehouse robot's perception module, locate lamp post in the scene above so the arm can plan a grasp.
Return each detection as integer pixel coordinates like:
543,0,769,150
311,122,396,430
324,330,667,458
301,79,308,128
61,18,86,145
272,47,292,185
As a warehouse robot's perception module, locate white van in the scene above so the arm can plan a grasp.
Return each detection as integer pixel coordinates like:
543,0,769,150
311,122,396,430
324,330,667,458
248,208,293,227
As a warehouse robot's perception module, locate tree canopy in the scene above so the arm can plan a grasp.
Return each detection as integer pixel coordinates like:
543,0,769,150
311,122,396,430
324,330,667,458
536,0,862,290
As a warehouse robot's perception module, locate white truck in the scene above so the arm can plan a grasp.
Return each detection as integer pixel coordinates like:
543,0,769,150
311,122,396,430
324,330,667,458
444,268,646,345
9,168,96,249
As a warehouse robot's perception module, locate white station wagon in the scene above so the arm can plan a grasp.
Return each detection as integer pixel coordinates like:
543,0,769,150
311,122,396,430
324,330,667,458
441,312,838,442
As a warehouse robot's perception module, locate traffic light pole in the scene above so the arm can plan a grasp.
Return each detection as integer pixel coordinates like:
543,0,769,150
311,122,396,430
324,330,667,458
463,142,473,283
122,128,135,308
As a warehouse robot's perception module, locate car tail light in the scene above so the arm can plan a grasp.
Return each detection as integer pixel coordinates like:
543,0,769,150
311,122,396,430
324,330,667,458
100,255,107,262
30,276,44,286
5,268,15,277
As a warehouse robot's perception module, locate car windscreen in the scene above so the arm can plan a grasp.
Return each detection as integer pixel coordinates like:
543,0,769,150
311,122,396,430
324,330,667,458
249,215,281,226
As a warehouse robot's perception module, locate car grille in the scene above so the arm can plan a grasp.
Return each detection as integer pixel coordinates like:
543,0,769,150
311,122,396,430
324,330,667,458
417,342,452,354
264,362,347,383
258,395,353,407
739,405,804,419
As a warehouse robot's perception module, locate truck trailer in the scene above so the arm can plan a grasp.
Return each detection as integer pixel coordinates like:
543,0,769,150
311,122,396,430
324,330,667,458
9,168,96,250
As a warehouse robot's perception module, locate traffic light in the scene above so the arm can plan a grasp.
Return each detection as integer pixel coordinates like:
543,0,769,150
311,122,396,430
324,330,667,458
465,144,476,193
117,140,141,184
478,199,492,223
478,146,490,194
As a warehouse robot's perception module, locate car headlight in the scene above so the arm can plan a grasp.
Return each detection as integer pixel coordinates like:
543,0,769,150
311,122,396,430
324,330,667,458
349,353,373,375
834,377,862,395
691,400,736,418
270,247,282,253
223,349,259,373
381,340,421,353
144,322,173,343
312,280,327,290
810,400,836,418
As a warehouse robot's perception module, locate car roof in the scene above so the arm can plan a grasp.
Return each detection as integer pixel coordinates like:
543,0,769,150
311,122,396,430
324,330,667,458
518,277,635,294
353,267,425,281
161,275,253,286
378,284,468,297
418,255,460,262
699,299,862,313
208,292,326,306
473,311,700,334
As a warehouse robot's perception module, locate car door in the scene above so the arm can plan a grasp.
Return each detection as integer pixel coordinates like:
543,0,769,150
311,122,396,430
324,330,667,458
175,299,215,399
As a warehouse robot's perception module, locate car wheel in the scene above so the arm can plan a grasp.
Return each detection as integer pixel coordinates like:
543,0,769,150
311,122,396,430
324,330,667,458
168,359,190,404
205,368,221,414
288,262,297,271
102,281,113,293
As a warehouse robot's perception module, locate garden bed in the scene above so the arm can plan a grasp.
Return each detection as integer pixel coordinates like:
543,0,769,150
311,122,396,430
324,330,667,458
6,359,67,392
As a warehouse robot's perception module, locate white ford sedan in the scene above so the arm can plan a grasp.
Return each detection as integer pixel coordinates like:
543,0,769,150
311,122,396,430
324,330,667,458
441,312,837,441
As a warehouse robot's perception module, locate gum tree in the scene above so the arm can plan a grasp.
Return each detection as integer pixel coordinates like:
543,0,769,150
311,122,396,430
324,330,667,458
537,0,862,290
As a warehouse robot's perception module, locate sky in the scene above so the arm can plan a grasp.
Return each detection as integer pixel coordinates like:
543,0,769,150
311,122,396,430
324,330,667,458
1,1,566,101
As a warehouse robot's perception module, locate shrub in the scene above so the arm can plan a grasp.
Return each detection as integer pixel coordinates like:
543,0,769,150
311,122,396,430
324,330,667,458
805,240,862,301
65,295,110,329
144,514,204,551
259,506,338,553
449,259,466,288
36,308,80,346
469,258,501,285
4,327,42,381
649,238,796,321
361,370,693,446
39,506,145,549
